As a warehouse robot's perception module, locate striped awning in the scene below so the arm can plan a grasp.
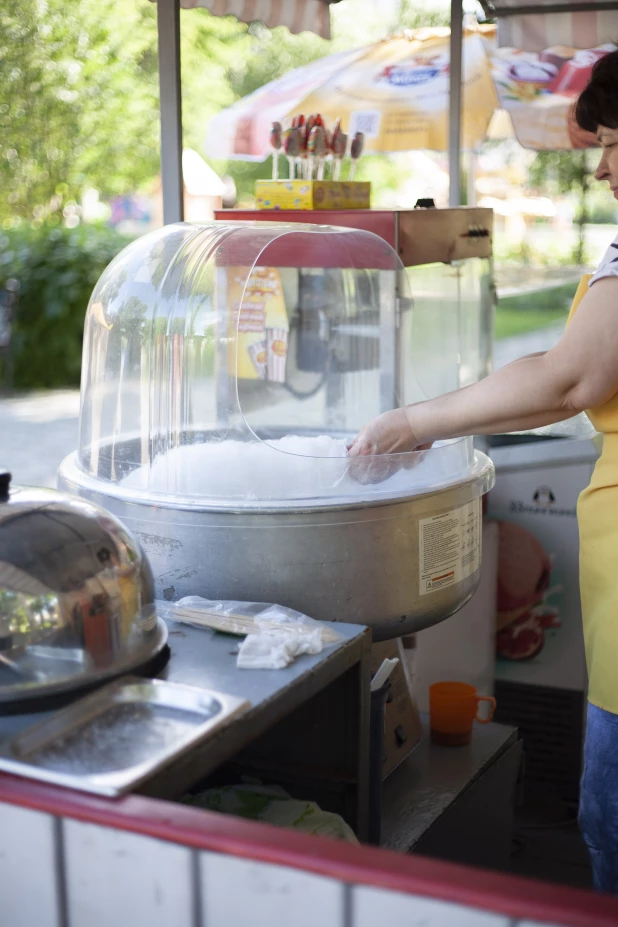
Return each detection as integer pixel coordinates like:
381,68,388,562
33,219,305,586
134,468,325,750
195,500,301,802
179,0,335,37
480,0,618,49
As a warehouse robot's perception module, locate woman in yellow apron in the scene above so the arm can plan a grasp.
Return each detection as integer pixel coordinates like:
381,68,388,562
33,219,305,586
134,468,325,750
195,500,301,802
349,50,618,892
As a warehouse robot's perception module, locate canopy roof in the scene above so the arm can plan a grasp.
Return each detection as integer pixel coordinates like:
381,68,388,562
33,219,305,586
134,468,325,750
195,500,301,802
157,0,336,37
480,0,618,50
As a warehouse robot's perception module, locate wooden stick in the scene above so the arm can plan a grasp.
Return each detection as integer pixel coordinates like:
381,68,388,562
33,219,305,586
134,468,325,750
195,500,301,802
168,606,341,644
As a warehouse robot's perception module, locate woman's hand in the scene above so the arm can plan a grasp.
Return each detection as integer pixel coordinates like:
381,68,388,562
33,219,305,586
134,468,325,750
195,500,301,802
347,408,433,484
348,408,429,457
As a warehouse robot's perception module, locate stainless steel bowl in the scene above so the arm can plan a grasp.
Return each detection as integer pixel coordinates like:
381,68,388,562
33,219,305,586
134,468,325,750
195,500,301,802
58,441,494,641
0,472,167,703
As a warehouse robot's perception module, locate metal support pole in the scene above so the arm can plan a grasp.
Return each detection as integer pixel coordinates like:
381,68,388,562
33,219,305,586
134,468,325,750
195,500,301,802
157,0,184,224
467,150,477,207
448,0,463,208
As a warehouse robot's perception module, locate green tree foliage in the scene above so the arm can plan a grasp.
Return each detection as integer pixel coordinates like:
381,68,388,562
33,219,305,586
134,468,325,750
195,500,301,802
0,589,59,636
0,0,253,223
1,0,157,222
528,151,593,263
528,150,590,201
395,0,450,30
0,224,129,388
0,0,336,217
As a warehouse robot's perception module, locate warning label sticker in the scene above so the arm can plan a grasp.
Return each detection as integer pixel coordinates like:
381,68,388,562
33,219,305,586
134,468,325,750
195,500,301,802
419,499,481,596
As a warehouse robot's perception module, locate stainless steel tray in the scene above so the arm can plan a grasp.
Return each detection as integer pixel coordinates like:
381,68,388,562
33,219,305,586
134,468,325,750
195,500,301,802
0,677,249,796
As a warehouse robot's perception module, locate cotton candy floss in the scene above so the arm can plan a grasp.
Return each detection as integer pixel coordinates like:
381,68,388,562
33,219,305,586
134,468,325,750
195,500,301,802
121,434,467,503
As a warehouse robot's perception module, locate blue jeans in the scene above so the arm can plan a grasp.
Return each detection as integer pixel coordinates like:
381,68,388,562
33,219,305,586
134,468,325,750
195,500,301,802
579,703,618,893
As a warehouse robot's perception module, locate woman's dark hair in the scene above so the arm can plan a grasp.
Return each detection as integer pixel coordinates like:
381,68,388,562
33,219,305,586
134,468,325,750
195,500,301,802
575,48,618,133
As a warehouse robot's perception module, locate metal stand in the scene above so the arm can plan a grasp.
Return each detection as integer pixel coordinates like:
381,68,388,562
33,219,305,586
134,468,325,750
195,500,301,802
0,280,18,396
449,0,463,207
157,0,184,224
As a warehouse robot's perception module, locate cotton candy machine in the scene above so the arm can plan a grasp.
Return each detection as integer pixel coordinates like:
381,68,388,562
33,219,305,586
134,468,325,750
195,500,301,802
58,222,494,640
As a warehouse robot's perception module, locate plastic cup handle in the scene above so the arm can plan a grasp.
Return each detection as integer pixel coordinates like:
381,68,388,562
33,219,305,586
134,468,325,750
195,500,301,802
475,696,496,724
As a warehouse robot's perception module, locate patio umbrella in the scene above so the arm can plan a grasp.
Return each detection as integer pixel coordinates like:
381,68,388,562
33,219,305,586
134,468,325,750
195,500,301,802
206,26,500,159
491,42,617,149
205,25,616,160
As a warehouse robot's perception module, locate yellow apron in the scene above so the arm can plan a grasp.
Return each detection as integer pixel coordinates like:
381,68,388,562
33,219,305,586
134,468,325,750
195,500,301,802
568,275,618,711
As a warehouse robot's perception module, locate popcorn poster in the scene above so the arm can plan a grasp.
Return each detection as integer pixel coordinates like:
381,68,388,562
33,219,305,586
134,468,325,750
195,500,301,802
227,267,289,383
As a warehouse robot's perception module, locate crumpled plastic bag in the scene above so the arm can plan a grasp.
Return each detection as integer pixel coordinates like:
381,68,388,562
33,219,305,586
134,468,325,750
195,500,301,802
183,783,359,844
158,596,339,641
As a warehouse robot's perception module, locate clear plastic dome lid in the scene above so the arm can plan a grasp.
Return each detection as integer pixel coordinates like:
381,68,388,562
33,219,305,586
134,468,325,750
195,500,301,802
77,221,491,507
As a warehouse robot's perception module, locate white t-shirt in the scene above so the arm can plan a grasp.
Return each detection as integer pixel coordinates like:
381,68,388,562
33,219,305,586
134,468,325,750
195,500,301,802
590,233,618,286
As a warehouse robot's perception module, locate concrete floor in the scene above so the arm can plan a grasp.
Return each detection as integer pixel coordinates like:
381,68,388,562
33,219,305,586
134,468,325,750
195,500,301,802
0,389,79,488
493,321,565,370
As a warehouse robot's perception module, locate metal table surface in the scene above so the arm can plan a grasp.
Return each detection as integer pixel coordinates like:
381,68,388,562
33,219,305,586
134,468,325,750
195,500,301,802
0,617,371,838
0,616,371,767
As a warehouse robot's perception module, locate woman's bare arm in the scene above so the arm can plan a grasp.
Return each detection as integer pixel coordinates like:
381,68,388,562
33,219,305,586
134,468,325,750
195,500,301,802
349,278,618,456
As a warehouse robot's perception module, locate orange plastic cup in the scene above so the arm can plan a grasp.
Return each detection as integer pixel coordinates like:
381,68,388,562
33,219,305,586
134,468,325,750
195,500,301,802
429,682,496,747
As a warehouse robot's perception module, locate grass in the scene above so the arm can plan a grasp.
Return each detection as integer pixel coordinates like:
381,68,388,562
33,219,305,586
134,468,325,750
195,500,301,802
495,307,570,340
495,282,578,341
